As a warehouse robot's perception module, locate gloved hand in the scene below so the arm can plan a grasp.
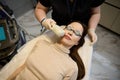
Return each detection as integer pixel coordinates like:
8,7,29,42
60,25,66,29
41,18,56,29
88,28,98,45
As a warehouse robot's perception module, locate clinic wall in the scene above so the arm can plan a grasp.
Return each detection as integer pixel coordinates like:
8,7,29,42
99,0,120,35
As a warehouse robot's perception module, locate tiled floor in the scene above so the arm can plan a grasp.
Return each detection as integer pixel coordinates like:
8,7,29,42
1,9,120,80
90,26,120,80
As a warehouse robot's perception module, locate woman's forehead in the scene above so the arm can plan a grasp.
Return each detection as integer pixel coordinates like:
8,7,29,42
69,22,83,31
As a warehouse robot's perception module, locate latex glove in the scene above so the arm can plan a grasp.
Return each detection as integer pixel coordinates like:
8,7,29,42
88,28,98,45
41,18,56,29
60,25,66,29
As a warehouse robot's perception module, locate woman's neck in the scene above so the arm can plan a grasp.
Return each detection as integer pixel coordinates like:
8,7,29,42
57,42,72,50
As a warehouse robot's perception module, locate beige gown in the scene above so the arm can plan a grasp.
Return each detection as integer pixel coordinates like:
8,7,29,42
0,31,93,80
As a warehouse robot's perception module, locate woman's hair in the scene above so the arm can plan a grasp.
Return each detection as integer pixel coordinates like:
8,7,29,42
69,21,88,80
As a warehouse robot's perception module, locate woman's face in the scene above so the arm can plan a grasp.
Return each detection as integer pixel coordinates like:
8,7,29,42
60,22,83,48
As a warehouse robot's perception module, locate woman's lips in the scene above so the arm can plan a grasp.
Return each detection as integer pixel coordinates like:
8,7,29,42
64,34,71,40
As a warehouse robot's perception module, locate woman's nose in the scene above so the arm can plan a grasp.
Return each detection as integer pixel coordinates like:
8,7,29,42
68,30,73,36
